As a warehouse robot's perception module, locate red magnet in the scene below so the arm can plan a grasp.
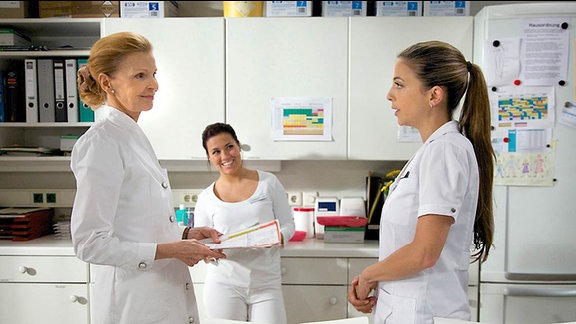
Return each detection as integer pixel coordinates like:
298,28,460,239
514,79,521,86
503,137,509,143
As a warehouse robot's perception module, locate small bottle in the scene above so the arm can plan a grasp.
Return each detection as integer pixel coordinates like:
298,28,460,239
176,204,187,226
186,207,194,227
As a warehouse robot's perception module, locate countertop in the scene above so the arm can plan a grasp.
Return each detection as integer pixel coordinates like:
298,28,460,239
0,235,77,256
0,235,379,258
282,238,378,258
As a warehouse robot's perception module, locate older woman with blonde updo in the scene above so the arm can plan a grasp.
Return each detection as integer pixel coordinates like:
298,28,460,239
71,31,225,324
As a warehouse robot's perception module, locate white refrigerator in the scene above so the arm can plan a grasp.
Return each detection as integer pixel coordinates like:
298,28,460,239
473,3,576,323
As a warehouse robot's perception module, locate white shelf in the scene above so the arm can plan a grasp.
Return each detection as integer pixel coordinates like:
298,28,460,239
0,50,90,58
0,122,93,128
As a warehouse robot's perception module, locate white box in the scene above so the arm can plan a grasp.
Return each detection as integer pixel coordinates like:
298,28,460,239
264,1,312,17
0,29,30,46
120,1,178,18
60,135,80,152
324,226,365,244
322,1,367,17
422,1,470,16
376,1,422,16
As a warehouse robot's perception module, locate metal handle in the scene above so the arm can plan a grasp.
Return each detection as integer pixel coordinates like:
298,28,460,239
329,296,338,305
504,286,576,297
505,272,576,281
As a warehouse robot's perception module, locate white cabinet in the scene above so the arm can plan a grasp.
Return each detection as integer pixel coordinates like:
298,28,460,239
101,18,225,160
347,258,376,321
348,17,474,160
189,261,209,322
0,255,90,324
226,18,349,160
0,18,101,172
281,257,349,323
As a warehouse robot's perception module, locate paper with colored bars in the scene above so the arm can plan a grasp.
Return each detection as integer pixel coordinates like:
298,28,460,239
201,219,281,249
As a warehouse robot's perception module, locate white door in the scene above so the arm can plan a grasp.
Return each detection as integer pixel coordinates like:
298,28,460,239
102,18,225,159
480,283,576,323
226,17,349,160
348,16,474,160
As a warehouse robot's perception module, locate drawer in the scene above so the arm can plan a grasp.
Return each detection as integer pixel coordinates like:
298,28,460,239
348,258,377,282
0,283,89,324
281,257,347,285
0,256,88,283
283,285,348,323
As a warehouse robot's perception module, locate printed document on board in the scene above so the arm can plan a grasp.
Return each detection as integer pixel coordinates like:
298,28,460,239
200,219,281,249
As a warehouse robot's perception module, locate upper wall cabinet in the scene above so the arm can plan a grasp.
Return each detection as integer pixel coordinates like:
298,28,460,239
226,18,349,160
101,18,225,160
348,17,474,160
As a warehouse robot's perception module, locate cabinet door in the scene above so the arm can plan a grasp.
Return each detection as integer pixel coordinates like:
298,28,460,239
283,285,348,323
226,18,349,160
348,17,474,160
0,283,89,324
102,18,225,159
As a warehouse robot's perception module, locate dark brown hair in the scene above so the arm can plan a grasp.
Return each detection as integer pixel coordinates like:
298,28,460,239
201,122,241,156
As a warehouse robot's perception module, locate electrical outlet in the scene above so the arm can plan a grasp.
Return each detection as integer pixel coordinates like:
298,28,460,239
46,193,57,203
302,191,319,206
287,192,302,206
33,193,44,203
173,189,203,207
184,193,199,204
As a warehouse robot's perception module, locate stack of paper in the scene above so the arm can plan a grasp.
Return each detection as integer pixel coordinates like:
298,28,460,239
53,220,71,240
200,219,281,249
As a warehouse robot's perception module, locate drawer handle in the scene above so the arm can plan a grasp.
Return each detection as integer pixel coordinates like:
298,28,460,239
69,295,88,305
329,296,338,305
18,266,36,275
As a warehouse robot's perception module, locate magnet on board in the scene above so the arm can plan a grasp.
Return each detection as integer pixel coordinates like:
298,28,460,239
513,79,521,86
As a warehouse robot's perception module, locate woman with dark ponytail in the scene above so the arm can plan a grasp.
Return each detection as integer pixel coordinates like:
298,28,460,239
348,40,494,323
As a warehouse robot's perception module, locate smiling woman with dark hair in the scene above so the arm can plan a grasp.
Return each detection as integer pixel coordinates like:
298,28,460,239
194,122,295,324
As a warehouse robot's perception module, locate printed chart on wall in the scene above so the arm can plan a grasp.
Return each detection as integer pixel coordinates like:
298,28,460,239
270,97,332,141
483,17,570,186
